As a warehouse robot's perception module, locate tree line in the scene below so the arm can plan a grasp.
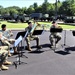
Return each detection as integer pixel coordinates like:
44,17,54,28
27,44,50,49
0,0,75,17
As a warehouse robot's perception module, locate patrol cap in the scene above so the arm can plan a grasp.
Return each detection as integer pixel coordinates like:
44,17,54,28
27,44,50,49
28,22,32,25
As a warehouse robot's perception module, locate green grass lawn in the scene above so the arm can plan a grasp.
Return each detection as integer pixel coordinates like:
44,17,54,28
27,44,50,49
0,20,75,30
0,21,28,29
39,22,75,30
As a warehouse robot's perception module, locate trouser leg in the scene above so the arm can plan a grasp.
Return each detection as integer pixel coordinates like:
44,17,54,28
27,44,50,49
1,46,11,57
3,40,11,46
49,35,54,46
25,37,32,51
0,50,11,70
8,39,18,54
8,39,15,44
0,50,8,66
55,35,61,44
34,36,42,49
1,46,9,50
35,37,39,46
13,47,18,53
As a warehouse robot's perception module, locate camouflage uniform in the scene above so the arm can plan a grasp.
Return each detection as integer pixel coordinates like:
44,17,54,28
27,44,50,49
0,46,12,70
0,47,8,65
49,25,61,46
0,30,16,55
0,29,15,44
25,26,40,51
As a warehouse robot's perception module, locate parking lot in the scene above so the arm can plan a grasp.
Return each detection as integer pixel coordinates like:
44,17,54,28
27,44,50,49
1,30,75,75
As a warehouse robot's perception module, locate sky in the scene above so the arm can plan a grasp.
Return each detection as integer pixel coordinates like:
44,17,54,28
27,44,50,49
0,0,65,8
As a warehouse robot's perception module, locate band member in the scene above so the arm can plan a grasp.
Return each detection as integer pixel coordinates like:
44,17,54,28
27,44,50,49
49,21,61,47
0,24,18,55
0,24,13,38
0,46,12,70
25,22,42,51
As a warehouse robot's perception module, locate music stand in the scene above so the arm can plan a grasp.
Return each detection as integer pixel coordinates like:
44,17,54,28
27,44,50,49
15,31,27,48
15,31,26,39
32,30,43,35
24,30,43,51
72,31,75,36
61,30,70,53
32,30,43,51
16,31,29,49
62,30,68,46
13,36,28,69
50,28,63,52
16,31,29,57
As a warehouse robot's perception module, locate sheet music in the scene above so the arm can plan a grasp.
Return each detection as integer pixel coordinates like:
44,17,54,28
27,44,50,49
14,35,22,47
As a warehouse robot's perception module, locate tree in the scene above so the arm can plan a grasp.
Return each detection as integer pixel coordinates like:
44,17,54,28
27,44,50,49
9,8,18,15
0,5,3,14
42,2,51,14
48,3,55,16
34,5,42,13
26,5,34,15
70,2,75,15
1,8,9,15
21,7,27,14
67,0,75,15
59,0,75,16
33,3,38,10
57,1,62,15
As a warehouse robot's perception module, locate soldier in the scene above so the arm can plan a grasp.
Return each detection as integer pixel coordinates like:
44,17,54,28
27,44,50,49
0,46,12,70
25,22,42,51
0,24,18,56
0,24,13,38
49,21,61,48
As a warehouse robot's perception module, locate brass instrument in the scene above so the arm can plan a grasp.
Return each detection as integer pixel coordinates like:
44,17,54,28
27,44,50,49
24,23,37,49
30,23,37,34
24,23,37,38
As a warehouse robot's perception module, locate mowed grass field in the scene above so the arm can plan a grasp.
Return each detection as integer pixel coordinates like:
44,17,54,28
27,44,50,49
0,21,28,29
0,20,75,30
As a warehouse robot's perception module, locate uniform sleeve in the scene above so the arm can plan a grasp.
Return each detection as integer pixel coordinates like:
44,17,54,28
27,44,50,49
8,30,13,37
25,27,28,31
3,30,13,38
6,30,13,38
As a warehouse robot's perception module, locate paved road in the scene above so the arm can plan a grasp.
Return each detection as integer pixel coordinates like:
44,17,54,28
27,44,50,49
0,30,75,75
